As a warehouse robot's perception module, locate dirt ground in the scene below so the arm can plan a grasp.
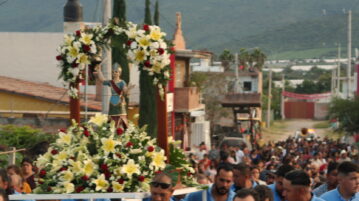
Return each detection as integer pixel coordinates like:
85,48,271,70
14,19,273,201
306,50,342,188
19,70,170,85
261,119,332,143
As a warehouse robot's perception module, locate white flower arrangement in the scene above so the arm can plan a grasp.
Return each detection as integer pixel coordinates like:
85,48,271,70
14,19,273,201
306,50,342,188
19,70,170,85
34,114,166,193
56,19,173,99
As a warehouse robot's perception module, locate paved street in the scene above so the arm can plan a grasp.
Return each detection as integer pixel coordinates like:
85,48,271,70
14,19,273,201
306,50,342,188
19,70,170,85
261,119,332,143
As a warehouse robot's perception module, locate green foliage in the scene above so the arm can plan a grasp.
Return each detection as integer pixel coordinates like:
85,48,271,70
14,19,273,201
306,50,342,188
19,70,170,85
238,48,267,70
2,1,359,59
190,72,208,91
112,0,129,83
329,97,359,135
144,0,152,25
113,0,126,21
166,142,197,187
313,121,330,129
139,70,157,138
153,0,159,26
0,125,55,166
219,49,234,71
0,125,54,149
139,0,157,137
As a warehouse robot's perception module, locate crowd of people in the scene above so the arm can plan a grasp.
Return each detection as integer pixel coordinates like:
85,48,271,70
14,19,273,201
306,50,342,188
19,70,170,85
0,130,358,201
175,133,358,201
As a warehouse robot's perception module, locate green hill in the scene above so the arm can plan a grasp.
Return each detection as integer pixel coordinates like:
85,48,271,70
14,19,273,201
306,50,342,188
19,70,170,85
0,0,359,59
220,13,359,59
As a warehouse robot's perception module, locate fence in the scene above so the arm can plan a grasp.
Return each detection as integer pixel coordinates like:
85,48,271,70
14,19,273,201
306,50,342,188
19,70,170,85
0,147,26,165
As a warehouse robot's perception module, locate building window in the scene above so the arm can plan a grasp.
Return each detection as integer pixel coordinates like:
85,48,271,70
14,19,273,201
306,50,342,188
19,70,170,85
243,81,252,91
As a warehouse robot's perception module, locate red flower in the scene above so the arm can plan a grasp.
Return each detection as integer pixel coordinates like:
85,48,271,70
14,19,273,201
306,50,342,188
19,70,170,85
187,172,192,177
147,146,154,152
82,45,90,52
38,180,44,184
39,170,46,178
138,175,145,182
116,153,122,158
157,48,164,55
117,178,124,184
126,40,133,46
60,167,68,172
143,24,150,31
76,30,81,36
104,171,111,179
76,186,85,193
116,128,124,135
81,175,89,181
107,187,113,192
126,142,133,147
155,170,162,175
47,187,52,192
144,60,151,67
56,55,63,61
83,129,90,137
100,164,108,171
170,47,175,52
51,149,58,155
71,62,78,68
59,128,67,133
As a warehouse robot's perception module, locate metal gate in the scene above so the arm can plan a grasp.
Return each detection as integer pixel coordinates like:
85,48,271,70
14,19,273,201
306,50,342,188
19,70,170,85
284,101,314,119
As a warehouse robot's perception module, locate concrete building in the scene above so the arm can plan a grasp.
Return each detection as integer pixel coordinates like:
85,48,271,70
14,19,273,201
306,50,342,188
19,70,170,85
172,12,211,149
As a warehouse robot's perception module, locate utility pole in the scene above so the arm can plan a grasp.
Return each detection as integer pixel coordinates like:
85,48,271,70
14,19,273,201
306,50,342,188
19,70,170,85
234,53,239,93
101,0,112,114
266,66,272,128
347,10,352,98
331,68,335,95
281,74,285,120
337,44,341,96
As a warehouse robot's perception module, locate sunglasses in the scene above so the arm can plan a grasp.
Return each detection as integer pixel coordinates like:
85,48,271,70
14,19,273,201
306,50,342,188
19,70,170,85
150,181,171,189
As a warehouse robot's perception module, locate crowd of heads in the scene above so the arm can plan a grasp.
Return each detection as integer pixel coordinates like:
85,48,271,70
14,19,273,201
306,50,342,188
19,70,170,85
0,157,36,198
184,135,359,201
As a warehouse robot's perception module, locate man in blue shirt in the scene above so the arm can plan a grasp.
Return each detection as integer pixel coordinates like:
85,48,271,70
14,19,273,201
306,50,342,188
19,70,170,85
268,164,294,201
313,162,339,197
183,163,235,201
231,163,257,192
320,161,359,201
283,170,324,201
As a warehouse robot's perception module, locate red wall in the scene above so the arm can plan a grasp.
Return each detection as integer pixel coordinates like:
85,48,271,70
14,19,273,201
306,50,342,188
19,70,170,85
285,101,314,119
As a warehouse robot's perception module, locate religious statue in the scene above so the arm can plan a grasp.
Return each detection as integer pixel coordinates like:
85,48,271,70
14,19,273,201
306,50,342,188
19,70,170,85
94,64,132,129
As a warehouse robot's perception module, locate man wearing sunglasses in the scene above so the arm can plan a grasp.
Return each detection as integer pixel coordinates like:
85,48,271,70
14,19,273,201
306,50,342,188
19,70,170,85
183,163,235,201
144,173,175,201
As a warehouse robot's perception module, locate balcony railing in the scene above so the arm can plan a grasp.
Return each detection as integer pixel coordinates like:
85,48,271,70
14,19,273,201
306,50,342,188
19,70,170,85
174,87,204,112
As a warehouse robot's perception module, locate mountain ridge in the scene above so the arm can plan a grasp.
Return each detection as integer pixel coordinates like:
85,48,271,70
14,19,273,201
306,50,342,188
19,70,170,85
1,0,359,58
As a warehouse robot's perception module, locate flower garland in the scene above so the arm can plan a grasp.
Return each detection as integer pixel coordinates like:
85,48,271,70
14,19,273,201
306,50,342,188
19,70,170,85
56,19,172,99
34,113,166,193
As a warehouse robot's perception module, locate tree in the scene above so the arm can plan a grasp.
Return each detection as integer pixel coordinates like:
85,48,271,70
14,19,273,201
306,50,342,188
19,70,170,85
219,49,234,71
112,0,129,83
329,97,359,135
251,48,266,70
139,0,157,137
144,0,152,25
237,48,266,71
153,0,159,26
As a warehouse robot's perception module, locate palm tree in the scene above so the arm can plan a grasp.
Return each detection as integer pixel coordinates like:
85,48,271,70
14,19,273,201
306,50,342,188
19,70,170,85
219,49,234,71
